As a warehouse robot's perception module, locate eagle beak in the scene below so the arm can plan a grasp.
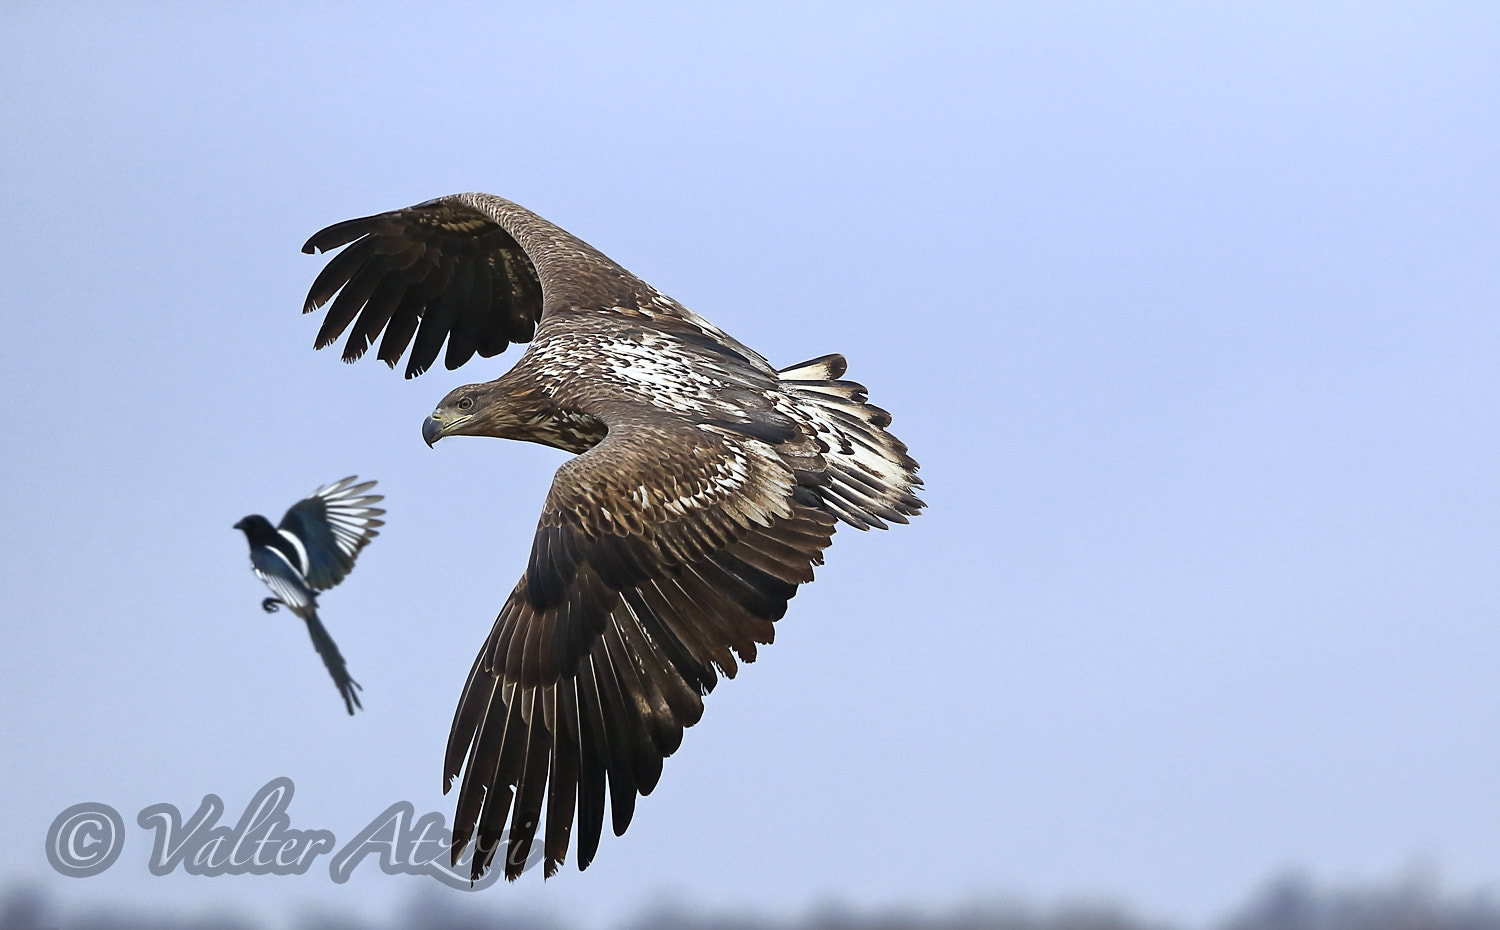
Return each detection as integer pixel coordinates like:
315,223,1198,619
422,414,444,448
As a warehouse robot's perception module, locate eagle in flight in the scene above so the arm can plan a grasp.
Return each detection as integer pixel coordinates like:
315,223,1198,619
300,192,923,880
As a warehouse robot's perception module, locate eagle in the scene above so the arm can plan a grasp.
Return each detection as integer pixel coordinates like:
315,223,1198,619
299,192,923,880
234,476,385,715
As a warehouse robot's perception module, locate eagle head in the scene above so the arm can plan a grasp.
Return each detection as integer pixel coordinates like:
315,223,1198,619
422,383,493,447
423,380,607,453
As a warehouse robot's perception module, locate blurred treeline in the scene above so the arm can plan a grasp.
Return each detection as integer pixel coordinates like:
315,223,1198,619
3,874,1499,930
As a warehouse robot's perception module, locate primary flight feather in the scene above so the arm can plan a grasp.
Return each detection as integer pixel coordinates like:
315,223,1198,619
300,193,922,879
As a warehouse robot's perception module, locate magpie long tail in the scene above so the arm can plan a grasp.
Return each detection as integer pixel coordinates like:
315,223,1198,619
301,613,363,715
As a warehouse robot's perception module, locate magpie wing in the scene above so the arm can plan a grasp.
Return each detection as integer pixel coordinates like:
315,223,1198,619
278,476,386,591
249,546,318,618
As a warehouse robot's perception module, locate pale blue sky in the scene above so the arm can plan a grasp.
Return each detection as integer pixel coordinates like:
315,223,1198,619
3,3,1499,928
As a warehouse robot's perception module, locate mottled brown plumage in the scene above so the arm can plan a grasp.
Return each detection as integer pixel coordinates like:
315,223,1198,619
301,192,923,880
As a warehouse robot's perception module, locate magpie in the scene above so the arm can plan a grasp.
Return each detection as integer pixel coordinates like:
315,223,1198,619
234,476,385,715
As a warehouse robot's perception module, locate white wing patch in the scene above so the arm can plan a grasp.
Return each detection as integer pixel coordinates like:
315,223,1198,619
255,548,315,612
276,529,309,574
309,476,385,558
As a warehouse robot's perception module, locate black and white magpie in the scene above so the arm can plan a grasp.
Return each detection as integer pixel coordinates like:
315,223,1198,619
233,476,385,715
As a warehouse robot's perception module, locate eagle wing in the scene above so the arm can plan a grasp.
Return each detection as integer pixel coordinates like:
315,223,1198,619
277,476,386,591
445,414,837,880
301,199,545,377
302,193,766,379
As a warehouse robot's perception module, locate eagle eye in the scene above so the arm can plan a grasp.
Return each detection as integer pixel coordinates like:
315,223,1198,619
457,396,474,411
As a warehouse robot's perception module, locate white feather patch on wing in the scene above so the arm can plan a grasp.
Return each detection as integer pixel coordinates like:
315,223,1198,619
255,549,315,612
309,476,385,559
276,529,310,575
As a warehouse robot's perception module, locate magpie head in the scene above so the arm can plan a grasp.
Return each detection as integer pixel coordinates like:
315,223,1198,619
233,514,275,542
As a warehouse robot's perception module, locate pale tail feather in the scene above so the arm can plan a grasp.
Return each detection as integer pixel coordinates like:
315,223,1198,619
778,354,924,530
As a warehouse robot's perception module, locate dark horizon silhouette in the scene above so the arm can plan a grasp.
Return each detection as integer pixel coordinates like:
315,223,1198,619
4,873,1498,930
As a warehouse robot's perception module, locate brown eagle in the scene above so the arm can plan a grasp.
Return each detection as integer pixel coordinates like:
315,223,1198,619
300,192,923,881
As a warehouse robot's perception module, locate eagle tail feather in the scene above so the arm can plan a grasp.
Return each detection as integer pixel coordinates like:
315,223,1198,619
778,358,925,530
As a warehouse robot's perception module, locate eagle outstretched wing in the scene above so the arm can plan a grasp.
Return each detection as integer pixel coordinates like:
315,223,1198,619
446,416,838,878
301,193,768,380
302,199,543,377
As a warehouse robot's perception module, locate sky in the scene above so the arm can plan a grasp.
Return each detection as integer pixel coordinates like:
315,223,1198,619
2,2,1500,928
